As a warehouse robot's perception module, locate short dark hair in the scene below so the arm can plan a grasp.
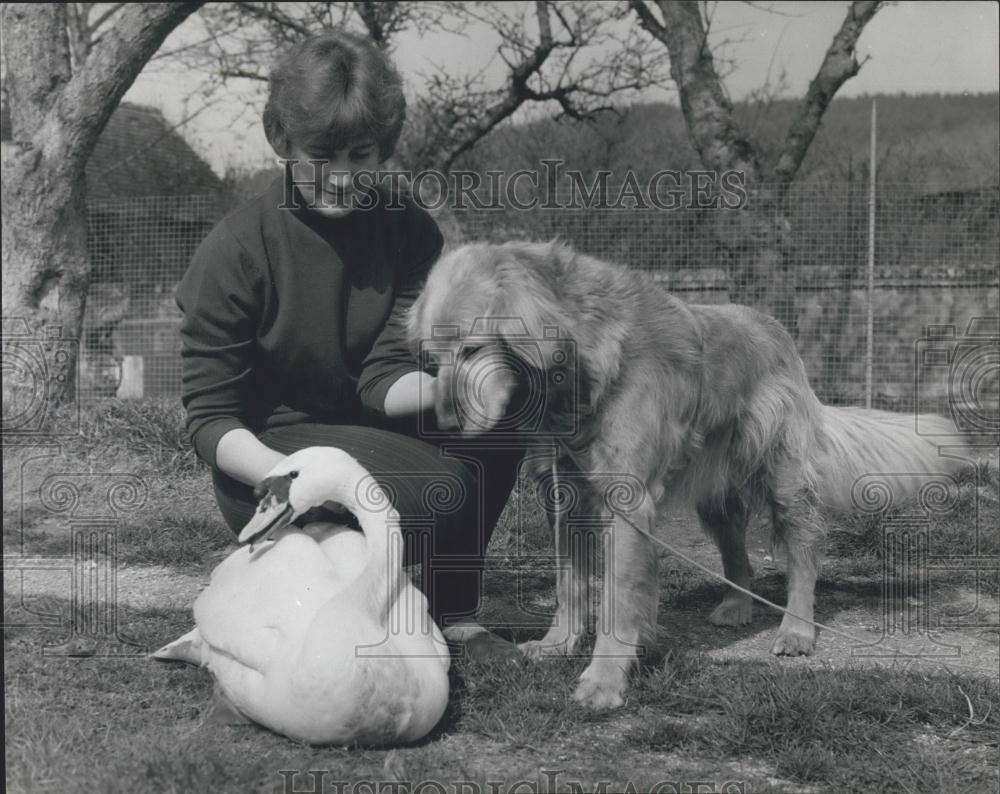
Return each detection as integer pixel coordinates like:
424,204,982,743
263,30,406,160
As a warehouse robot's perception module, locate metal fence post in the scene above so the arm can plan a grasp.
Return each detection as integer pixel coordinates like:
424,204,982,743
865,99,876,408
865,100,877,409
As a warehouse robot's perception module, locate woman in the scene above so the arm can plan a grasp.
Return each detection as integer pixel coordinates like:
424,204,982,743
176,29,523,661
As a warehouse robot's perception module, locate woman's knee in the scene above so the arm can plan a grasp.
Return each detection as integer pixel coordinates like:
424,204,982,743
210,424,521,558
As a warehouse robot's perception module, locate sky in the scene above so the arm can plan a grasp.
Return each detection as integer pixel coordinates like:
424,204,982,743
124,1,1000,177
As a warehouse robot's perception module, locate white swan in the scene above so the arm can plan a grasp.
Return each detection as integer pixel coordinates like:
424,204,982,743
153,447,451,746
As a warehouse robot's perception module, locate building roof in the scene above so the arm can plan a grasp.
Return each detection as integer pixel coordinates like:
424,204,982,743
87,103,222,198
1,100,222,198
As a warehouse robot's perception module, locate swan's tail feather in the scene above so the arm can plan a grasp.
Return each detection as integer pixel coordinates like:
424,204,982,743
151,628,205,666
811,406,972,513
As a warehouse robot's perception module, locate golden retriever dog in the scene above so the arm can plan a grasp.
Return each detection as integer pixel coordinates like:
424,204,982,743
407,240,968,710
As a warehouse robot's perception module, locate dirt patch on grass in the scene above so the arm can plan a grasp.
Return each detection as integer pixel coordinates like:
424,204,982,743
4,555,212,616
6,502,998,679
648,507,1000,681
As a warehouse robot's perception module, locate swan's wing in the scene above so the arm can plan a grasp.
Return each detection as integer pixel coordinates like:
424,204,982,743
430,620,451,672
410,585,451,672
302,522,369,576
194,532,340,673
388,582,451,673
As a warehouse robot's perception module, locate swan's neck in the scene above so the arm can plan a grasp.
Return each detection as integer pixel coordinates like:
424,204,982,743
346,510,406,625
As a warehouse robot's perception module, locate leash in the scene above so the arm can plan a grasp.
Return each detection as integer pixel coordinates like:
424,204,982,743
551,456,563,591
612,507,880,649
545,449,910,653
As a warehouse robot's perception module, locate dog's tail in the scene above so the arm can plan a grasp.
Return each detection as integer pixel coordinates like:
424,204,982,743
809,406,972,513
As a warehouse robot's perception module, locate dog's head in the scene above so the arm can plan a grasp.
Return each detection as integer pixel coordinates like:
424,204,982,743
408,241,578,436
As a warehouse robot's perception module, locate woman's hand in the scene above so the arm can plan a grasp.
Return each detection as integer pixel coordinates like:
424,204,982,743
215,429,288,487
383,371,437,418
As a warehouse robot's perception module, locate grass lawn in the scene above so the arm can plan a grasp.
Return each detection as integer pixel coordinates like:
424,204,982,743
5,399,999,794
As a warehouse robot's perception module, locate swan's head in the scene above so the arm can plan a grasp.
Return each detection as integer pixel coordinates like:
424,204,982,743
237,447,389,546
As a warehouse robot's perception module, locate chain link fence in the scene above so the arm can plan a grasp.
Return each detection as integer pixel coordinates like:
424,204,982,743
82,194,228,402
83,180,999,424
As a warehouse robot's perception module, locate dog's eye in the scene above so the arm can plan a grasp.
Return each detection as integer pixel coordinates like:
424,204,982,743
288,470,299,479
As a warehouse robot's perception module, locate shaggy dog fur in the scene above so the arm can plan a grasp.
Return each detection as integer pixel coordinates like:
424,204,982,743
407,240,969,710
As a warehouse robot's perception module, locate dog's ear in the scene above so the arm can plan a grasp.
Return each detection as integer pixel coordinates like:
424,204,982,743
500,240,628,400
471,241,576,372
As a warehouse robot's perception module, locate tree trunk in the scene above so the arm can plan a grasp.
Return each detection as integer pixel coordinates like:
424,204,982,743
713,178,798,335
1,147,91,430
632,0,881,338
1,3,199,433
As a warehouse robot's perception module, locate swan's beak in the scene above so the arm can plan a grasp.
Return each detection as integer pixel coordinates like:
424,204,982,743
237,496,294,547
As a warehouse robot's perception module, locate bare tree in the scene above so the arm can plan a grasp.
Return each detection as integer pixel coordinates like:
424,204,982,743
1,2,200,425
629,0,882,334
173,1,669,171
178,2,458,87
406,1,667,171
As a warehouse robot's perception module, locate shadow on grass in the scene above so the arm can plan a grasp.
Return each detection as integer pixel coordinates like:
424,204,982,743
6,590,998,794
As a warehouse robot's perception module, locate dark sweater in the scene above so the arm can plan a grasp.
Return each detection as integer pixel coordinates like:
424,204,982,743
175,176,444,466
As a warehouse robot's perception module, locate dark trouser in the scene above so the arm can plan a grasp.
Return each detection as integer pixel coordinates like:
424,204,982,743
210,421,525,628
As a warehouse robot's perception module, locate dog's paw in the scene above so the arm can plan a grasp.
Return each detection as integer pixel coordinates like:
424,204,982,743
518,639,566,660
708,594,753,627
573,668,626,710
518,634,581,660
770,626,816,656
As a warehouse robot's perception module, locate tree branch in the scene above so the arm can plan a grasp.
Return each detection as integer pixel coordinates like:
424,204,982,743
155,1,666,174
235,2,312,37
66,3,93,70
637,0,759,177
88,3,126,35
46,3,202,171
354,0,392,47
99,95,224,177
438,0,558,170
629,0,667,39
772,0,881,183
219,67,270,81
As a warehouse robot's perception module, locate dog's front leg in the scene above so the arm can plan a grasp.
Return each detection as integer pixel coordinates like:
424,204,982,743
574,508,658,710
519,515,592,659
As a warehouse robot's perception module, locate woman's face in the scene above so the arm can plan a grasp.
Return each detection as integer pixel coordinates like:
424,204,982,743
284,140,382,219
